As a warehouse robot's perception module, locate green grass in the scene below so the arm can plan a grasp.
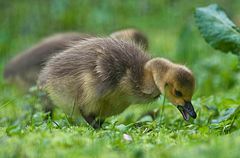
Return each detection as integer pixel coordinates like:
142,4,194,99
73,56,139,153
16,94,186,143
0,1,240,158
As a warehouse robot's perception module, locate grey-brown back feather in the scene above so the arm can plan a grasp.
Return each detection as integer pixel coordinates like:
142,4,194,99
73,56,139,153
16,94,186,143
39,38,150,97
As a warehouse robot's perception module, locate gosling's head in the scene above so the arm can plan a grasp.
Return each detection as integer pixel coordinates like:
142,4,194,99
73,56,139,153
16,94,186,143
163,66,196,120
110,28,148,50
147,58,197,121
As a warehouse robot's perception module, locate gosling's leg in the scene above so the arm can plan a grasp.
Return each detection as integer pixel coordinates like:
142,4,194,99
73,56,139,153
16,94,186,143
92,118,105,129
39,92,55,117
43,102,55,118
80,112,104,129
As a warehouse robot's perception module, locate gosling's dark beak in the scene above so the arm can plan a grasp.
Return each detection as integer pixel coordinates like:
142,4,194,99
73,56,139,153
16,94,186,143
177,101,197,121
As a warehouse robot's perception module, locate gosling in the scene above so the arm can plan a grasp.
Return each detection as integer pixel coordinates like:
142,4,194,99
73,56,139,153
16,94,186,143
3,28,148,90
38,37,196,128
110,28,148,50
3,33,91,89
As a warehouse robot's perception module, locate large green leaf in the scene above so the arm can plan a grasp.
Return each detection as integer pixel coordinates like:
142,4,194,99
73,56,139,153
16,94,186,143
195,4,240,56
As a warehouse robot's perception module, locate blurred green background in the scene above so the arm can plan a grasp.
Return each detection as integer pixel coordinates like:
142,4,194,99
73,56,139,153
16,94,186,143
0,1,240,158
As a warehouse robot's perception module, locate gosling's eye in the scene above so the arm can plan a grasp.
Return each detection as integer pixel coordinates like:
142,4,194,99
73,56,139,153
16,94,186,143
175,90,182,97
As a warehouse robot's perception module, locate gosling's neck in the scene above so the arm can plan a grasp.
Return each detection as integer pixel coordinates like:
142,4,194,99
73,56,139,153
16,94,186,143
141,58,172,95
